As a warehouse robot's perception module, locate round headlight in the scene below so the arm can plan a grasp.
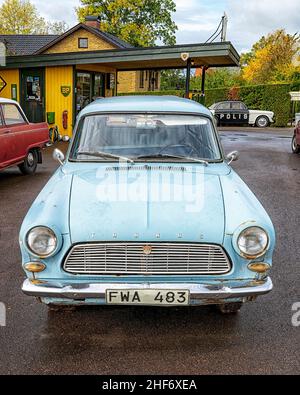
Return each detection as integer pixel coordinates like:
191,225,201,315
237,227,269,258
26,226,57,257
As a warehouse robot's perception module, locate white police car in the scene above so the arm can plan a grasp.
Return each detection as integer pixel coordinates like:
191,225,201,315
209,101,274,128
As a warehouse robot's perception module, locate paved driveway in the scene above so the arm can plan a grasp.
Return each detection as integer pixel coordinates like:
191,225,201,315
0,128,299,374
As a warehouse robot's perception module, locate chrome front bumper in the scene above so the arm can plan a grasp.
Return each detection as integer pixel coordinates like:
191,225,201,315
22,277,273,304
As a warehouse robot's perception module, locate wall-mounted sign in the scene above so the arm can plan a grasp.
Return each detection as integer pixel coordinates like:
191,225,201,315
61,86,71,97
181,52,190,62
0,75,7,93
11,84,17,101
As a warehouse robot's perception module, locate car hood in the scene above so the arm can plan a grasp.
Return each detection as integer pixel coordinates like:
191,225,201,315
249,109,274,116
69,164,226,244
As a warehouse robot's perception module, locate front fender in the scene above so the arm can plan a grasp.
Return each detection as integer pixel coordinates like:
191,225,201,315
219,170,276,261
20,168,73,242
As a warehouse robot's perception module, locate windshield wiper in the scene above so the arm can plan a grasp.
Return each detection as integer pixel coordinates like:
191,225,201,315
136,154,208,165
77,151,134,163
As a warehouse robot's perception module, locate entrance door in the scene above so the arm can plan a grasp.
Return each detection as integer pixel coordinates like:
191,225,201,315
76,71,105,115
20,68,45,123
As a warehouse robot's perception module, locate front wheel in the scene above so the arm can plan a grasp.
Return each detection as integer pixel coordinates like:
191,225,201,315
217,302,243,314
292,135,300,154
18,150,38,175
255,115,269,128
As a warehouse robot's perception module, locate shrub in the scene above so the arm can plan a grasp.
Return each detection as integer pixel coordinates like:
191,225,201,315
119,81,300,127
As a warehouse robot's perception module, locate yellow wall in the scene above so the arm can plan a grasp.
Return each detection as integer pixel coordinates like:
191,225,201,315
44,28,117,54
118,71,137,93
45,66,73,137
118,70,161,93
0,69,20,101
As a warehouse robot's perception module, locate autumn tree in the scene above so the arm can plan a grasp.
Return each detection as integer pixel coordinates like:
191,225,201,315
76,0,177,47
0,0,68,35
241,29,300,84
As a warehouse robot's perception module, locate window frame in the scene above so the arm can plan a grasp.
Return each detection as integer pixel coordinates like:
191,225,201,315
230,101,246,110
216,102,231,110
68,111,225,163
78,37,89,49
1,103,28,127
0,105,5,128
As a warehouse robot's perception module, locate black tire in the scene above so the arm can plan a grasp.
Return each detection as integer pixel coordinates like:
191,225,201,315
292,135,300,154
18,150,38,175
255,115,269,128
217,302,243,314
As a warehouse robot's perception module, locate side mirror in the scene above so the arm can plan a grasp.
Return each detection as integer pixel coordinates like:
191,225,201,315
226,151,239,165
53,148,65,165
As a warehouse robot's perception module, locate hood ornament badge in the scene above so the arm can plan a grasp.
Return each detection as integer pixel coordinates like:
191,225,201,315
143,245,152,255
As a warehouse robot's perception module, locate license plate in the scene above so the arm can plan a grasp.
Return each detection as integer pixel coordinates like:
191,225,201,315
106,289,190,306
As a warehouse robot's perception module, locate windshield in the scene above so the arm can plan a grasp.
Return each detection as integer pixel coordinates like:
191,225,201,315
70,113,222,162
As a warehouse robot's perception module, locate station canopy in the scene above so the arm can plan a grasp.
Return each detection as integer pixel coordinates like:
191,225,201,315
2,42,240,71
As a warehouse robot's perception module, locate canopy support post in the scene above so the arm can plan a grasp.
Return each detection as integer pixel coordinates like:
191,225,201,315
200,66,207,104
185,58,192,99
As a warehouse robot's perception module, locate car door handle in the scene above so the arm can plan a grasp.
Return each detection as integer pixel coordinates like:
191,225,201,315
4,130,11,134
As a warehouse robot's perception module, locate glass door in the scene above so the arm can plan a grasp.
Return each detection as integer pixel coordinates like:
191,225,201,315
93,73,105,100
76,71,105,115
20,68,45,123
76,72,92,115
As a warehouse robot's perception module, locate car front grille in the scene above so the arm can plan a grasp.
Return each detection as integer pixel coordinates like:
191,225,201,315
63,243,231,275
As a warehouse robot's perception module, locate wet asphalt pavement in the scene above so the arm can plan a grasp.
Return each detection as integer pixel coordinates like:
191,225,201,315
0,128,299,375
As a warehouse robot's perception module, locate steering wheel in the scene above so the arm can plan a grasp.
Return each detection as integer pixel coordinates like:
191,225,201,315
158,143,199,157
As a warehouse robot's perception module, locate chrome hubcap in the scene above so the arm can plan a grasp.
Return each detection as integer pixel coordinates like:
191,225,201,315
258,117,267,127
292,137,298,151
27,153,34,166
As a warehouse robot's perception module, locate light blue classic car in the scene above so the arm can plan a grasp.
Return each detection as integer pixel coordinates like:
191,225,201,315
20,96,275,314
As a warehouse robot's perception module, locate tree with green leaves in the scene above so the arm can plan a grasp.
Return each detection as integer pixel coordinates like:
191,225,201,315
0,0,68,35
76,0,177,47
190,68,243,91
160,69,186,90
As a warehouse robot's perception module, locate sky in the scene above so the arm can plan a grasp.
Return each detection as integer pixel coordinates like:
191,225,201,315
1,0,300,53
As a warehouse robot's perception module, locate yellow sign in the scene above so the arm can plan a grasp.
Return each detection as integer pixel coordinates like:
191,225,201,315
0,76,7,93
61,86,71,97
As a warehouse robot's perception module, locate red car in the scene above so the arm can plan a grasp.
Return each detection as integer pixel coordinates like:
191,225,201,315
292,120,300,154
0,98,49,175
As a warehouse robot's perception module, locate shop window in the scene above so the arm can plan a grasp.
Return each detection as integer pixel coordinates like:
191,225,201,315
78,38,89,49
